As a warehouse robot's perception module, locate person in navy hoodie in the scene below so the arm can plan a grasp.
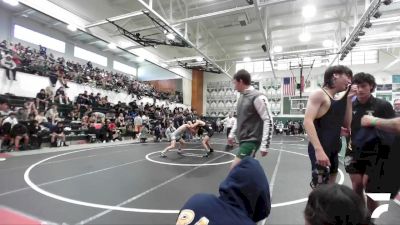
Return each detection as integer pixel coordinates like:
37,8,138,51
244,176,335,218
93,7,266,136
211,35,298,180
176,156,271,225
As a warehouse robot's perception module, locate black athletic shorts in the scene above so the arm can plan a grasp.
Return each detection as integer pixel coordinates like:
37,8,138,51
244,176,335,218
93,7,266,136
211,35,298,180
344,151,373,175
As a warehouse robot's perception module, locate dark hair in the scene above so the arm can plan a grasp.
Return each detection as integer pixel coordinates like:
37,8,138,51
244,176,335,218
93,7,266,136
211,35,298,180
323,65,353,88
353,72,376,93
0,97,10,106
304,184,368,225
233,69,251,85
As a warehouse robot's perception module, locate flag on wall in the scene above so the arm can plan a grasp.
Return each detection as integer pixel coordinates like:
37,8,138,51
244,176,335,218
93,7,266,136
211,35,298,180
283,77,295,96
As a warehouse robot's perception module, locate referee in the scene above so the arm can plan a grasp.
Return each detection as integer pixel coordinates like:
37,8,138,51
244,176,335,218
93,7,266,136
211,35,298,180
228,69,273,169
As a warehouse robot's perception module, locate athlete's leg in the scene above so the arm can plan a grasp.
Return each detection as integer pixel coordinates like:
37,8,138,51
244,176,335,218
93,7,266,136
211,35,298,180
160,140,176,157
202,136,210,151
349,174,365,199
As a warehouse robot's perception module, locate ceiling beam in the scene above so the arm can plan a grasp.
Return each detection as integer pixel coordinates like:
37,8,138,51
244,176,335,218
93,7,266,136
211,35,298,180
137,0,231,78
84,10,145,29
128,0,295,33
254,0,276,78
156,0,168,19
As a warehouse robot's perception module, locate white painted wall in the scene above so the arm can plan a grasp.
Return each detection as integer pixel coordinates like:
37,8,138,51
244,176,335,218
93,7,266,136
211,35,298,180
0,69,189,109
0,6,192,108
182,78,192,107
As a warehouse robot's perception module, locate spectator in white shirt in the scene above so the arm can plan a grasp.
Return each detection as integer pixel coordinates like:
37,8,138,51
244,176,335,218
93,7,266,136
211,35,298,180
221,113,236,139
134,114,143,134
3,112,18,128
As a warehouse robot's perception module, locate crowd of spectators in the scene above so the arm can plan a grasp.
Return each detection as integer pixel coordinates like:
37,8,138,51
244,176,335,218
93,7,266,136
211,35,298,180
0,90,203,151
0,40,183,103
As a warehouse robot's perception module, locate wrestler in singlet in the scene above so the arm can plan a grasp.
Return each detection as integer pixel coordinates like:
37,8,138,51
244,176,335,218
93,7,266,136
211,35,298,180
308,88,349,177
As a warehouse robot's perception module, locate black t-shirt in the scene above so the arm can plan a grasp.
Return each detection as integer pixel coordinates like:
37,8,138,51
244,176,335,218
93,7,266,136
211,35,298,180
36,92,46,100
56,89,65,96
348,96,395,153
52,126,64,134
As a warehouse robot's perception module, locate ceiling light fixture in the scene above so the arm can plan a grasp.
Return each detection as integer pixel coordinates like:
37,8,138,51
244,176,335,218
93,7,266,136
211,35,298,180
273,45,283,53
3,0,19,6
67,24,77,32
108,43,117,49
196,57,203,62
166,33,175,40
302,5,316,18
299,32,311,42
354,37,360,42
365,21,372,28
243,57,251,62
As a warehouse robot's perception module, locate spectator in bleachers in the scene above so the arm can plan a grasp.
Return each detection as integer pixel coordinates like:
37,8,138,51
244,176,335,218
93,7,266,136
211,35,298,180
68,107,80,121
89,92,96,106
28,120,43,149
154,123,162,142
35,110,48,126
36,89,49,111
45,86,54,103
56,64,69,88
2,112,18,128
81,115,89,129
165,122,176,142
55,86,69,105
1,52,17,80
16,107,29,121
142,113,149,127
45,105,60,124
139,125,150,143
134,113,143,135
1,40,182,102
138,102,144,112
107,119,121,142
0,97,10,113
50,121,68,147
116,113,125,127
76,93,89,111
10,122,29,151
126,123,136,140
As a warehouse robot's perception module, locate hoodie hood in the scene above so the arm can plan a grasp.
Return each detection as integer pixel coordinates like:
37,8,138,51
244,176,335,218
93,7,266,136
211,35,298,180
218,157,271,222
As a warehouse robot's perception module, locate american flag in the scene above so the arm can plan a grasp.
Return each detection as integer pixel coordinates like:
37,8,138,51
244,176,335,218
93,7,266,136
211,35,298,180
283,77,296,96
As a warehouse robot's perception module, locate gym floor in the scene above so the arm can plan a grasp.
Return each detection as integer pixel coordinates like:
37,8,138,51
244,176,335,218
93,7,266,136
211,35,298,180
0,134,399,225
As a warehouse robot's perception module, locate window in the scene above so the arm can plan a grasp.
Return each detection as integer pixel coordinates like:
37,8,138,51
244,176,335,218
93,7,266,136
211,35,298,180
74,46,107,67
13,25,65,53
244,62,254,73
254,61,264,72
236,63,245,72
113,61,137,76
264,61,272,71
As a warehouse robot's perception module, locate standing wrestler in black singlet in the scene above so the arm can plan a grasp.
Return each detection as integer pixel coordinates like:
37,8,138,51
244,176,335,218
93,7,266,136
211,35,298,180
192,119,215,157
304,65,357,188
